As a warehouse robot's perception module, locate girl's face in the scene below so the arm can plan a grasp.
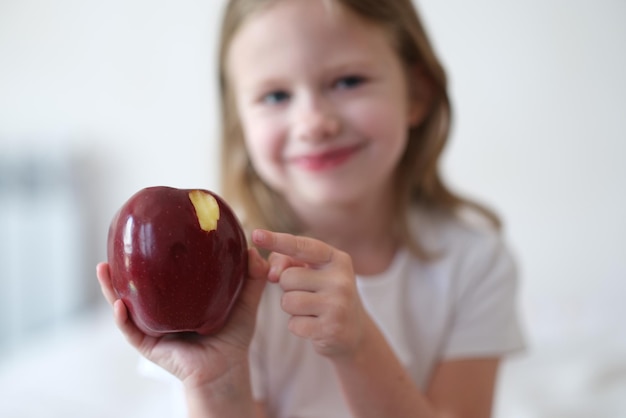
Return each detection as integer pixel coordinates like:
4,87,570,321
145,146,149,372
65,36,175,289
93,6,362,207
227,0,424,213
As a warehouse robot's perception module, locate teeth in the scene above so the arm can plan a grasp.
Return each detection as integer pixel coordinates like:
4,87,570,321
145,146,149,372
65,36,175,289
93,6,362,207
188,190,220,232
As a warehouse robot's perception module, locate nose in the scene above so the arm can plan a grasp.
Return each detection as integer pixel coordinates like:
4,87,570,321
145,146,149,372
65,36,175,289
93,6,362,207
292,95,340,142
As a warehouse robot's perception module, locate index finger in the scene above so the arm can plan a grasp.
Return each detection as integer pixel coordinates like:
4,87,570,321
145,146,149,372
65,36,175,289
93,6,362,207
252,229,334,266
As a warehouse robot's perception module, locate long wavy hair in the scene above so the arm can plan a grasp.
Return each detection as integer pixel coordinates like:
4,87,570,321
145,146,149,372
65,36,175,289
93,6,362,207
217,0,500,256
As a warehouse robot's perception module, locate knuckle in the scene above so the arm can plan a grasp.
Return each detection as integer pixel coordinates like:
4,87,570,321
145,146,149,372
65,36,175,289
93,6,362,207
281,290,303,312
279,268,295,289
281,292,292,311
332,277,354,299
295,236,312,255
333,248,348,262
288,317,308,338
268,251,280,263
330,303,349,324
268,252,288,268
287,317,298,334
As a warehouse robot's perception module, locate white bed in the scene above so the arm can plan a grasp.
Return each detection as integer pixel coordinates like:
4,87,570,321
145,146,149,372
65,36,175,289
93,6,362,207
1,306,625,418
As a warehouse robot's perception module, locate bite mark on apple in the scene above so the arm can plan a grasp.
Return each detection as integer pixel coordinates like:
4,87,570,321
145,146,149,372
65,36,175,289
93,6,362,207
188,190,220,232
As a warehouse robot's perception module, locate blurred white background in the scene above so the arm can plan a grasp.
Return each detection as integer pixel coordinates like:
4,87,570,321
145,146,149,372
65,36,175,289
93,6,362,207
0,0,625,417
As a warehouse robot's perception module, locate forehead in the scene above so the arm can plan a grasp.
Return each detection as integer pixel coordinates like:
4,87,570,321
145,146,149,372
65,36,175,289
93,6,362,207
226,0,394,84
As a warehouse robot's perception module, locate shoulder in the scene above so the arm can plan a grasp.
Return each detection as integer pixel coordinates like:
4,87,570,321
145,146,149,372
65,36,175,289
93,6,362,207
410,204,509,256
409,205,525,357
408,205,518,297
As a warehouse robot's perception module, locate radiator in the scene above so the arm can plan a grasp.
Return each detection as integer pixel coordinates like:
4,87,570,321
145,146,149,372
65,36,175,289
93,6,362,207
0,149,90,354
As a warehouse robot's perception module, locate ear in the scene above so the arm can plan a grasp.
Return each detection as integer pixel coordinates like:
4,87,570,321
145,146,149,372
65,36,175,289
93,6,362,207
407,64,435,127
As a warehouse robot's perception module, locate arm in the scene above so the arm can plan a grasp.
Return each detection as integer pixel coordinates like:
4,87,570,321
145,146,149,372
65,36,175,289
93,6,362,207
331,314,436,417
427,358,500,418
252,229,501,418
184,366,269,418
332,317,500,418
183,362,255,418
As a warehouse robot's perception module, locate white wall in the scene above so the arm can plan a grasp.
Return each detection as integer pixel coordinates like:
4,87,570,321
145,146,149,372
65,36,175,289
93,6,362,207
0,0,226,260
1,0,625,416
417,0,626,345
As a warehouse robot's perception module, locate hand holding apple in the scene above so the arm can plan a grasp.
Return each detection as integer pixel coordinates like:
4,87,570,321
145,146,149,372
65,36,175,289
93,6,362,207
106,186,248,336
96,246,268,400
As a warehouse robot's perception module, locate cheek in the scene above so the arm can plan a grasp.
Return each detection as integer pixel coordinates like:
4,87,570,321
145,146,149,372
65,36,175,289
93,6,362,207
240,113,286,186
349,98,410,147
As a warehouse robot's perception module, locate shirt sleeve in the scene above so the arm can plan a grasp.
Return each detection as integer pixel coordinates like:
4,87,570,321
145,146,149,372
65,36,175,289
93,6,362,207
248,334,267,401
442,231,526,359
248,291,270,402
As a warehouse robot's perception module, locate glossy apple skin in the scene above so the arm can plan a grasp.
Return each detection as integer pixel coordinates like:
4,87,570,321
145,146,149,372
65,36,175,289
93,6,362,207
107,186,247,336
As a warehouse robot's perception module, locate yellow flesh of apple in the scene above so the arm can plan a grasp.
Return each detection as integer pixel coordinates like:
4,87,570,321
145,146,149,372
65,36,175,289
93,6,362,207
188,190,220,232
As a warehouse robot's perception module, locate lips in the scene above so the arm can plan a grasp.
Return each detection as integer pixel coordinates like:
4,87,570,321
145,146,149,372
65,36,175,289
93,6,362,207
289,144,364,171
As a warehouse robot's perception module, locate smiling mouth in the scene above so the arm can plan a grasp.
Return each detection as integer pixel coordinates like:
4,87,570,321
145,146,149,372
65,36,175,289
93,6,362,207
290,144,364,172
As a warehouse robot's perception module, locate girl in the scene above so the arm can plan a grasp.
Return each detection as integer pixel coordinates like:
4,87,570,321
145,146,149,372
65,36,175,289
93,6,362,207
98,0,524,416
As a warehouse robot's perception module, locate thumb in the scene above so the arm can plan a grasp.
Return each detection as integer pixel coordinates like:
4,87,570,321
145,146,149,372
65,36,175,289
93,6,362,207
238,247,269,316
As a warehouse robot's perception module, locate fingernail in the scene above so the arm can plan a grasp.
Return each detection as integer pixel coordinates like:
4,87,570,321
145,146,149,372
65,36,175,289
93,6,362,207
268,266,279,281
252,229,266,243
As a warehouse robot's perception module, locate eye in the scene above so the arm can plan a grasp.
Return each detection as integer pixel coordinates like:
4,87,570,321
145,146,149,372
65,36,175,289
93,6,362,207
335,75,365,90
261,90,290,105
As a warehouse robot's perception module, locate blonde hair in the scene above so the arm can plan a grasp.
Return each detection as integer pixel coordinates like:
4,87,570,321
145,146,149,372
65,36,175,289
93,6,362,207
217,0,500,256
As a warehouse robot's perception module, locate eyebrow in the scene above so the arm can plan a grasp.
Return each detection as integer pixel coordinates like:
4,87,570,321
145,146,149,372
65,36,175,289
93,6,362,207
233,50,381,94
326,59,377,73
240,77,287,94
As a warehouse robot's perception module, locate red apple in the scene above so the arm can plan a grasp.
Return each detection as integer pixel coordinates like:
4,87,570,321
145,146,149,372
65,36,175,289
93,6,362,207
107,186,248,336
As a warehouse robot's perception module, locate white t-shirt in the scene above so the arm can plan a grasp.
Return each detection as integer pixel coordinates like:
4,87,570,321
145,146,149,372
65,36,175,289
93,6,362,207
249,208,525,418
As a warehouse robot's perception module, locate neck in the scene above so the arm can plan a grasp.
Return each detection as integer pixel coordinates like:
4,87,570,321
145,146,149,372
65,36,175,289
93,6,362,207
289,195,398,276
